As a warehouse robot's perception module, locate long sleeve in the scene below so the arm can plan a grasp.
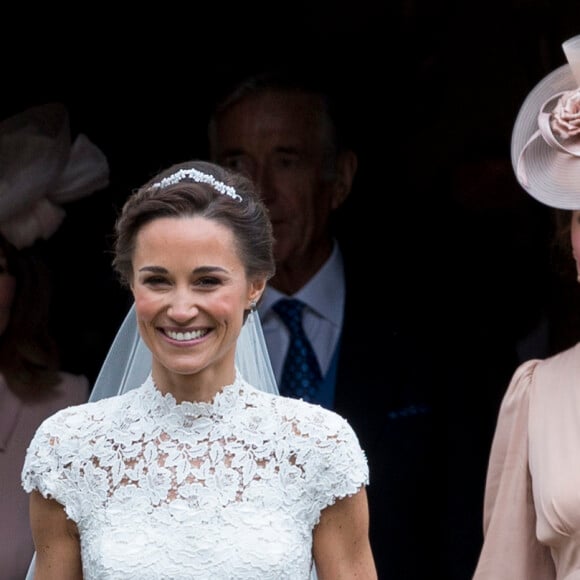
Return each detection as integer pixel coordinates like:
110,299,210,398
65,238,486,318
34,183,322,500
473,359,555,580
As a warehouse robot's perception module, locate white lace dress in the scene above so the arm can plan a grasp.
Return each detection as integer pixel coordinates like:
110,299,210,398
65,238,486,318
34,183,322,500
22,373,369,580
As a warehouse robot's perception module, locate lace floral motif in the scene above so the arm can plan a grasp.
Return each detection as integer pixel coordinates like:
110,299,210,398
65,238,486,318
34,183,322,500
22,374,368,580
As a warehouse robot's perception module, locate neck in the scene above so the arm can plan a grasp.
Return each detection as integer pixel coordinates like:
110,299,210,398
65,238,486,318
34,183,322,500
270,239,333,295
151,360,237,404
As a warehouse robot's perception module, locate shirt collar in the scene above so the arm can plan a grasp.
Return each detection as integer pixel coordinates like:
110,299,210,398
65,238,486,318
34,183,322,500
260,240,345,327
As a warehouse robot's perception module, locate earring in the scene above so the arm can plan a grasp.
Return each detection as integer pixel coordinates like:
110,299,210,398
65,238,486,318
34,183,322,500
249,300,257,311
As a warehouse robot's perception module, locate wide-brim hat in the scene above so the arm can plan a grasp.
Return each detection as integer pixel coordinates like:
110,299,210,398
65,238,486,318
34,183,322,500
511,35,580,209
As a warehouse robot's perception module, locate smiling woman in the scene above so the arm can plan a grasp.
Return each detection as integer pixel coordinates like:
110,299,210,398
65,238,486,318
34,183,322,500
21,159,378,580
130,214,263,397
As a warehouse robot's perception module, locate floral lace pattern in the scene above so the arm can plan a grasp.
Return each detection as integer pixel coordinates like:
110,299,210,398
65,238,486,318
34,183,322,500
22,374,368,580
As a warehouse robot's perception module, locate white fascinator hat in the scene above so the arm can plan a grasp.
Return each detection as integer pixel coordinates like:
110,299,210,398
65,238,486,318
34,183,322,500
512,34,580,209
0,102,109,249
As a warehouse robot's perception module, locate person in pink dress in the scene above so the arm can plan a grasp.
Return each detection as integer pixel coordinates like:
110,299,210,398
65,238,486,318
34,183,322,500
0,102,109,580
474,34,580,579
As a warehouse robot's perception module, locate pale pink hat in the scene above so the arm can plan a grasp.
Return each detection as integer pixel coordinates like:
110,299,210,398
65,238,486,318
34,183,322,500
512,34,580,209
0,103,109,249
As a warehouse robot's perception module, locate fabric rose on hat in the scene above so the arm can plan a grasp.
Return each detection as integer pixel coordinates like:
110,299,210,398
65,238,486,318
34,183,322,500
551,89,580,139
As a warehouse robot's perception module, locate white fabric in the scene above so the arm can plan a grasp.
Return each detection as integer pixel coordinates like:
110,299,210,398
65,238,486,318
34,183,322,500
22,373,368,579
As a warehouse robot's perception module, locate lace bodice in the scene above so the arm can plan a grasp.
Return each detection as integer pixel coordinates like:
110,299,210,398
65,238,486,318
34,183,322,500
22,374,368,579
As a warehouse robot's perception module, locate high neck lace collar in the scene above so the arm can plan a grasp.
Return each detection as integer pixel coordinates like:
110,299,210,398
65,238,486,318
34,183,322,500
141,372,248,421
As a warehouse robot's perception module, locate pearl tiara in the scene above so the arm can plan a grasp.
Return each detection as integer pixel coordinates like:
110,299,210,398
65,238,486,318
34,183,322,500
150,168,242,202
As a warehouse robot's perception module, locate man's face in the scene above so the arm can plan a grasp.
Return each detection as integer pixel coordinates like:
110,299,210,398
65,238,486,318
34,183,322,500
210,91,337,269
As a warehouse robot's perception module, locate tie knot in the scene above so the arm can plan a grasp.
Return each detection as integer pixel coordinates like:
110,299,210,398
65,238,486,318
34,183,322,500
272,299,305,330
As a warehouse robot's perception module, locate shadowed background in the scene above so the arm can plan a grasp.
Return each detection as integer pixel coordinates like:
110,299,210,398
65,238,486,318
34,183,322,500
3,3,580,578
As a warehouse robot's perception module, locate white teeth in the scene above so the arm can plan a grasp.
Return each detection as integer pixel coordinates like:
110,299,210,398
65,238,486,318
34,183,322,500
166,329,207,341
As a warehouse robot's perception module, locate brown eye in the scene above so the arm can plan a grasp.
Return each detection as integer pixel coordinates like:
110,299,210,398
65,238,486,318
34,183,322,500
143,275,169,286
196,277,221,288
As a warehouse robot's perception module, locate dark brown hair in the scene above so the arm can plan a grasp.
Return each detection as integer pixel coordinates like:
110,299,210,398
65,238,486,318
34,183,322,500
113,160,275,288
0,236,60,397
207,70,353,182
551,208,576,280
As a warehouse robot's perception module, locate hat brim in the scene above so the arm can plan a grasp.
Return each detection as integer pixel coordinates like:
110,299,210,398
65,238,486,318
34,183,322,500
511,62,580,209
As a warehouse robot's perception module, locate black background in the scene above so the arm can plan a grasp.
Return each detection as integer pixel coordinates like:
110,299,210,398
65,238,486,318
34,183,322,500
9,1,572,380
4,4,580,577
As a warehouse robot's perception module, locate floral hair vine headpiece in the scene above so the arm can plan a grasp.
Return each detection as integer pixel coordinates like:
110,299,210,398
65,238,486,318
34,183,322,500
150,168,243,202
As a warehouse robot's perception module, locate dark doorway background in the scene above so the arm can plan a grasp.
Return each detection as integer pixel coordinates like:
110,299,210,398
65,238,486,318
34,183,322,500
3,1,451,381
3,3,580,578
4,1,577,378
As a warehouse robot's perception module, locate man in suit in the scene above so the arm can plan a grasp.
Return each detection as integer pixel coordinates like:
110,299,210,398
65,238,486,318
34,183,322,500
207,70,439,579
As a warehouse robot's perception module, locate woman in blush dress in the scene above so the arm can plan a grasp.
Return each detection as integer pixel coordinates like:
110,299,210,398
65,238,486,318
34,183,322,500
474,34,580,579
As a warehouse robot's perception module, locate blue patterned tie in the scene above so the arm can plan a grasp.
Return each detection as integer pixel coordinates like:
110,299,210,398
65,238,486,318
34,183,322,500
273,298,322,403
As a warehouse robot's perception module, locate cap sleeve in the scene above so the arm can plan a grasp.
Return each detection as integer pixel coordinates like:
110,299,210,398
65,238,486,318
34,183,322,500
21,408,85,522
308,409,369,519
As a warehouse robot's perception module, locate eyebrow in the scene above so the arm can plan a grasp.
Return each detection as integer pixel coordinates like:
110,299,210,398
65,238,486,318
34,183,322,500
221,145,302,157
219,147,245,158
138,265,229,274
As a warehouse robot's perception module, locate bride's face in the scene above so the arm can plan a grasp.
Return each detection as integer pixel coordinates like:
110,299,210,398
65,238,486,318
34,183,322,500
0,247,16,336
130,215,264,382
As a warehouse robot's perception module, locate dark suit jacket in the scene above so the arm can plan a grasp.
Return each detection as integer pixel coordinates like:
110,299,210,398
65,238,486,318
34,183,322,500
332,244,440,579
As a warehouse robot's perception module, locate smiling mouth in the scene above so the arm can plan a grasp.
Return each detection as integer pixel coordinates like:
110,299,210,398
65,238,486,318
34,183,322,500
165,329,210,341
